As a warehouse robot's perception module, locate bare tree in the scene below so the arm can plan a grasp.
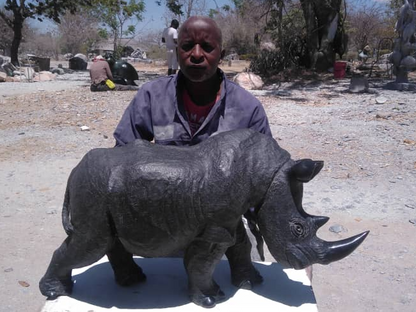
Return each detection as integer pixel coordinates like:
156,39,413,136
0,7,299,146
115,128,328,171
212,0,265,55
56,10,101,55
161,0,209,25
347,0,390,54
20,29,60,60
0,0,92,65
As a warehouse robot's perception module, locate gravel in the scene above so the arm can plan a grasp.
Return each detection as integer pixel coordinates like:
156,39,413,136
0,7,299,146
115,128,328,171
0,70,415,312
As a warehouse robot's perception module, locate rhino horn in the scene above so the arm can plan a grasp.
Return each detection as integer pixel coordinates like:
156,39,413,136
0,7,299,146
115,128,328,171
319,231,369,265
291,159,324,182
312,216,330,229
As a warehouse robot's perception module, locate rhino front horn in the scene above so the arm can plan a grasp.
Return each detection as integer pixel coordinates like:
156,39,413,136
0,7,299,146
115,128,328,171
321,231,369,264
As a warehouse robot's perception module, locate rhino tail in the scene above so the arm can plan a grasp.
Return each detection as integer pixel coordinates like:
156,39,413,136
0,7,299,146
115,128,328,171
62,187,74,235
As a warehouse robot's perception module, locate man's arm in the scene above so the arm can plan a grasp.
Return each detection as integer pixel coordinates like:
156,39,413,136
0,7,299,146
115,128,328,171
248,102,272,137
104,62,114,81
113,88,154,146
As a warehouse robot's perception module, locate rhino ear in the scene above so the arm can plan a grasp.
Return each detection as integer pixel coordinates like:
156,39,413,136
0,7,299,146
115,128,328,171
291,159,324,182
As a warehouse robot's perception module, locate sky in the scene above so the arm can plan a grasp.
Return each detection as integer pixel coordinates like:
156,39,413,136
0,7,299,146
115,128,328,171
0,0,232,34
0,0,391,34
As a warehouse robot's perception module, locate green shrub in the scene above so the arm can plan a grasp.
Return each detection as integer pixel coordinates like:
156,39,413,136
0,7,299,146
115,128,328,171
249,50,288,77
239,54,256,61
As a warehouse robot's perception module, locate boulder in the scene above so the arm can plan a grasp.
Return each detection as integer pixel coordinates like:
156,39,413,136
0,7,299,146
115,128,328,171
69,56,87,70
33,71,57,81
349,77,369,93
233,72,264,90
0,72,6,82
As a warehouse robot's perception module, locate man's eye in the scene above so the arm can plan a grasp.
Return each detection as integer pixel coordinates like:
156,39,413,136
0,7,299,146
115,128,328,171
202,44,214,52
181,43,193,51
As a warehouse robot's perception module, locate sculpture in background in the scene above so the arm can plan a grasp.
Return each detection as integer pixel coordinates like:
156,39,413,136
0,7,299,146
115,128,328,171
390,0,416,83
39,129,368,308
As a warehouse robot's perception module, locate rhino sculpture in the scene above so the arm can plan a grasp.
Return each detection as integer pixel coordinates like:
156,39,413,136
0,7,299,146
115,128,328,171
39,129,368,308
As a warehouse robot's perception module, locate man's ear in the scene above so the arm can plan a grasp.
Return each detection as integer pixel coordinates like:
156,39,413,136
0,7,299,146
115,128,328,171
219,49,226,64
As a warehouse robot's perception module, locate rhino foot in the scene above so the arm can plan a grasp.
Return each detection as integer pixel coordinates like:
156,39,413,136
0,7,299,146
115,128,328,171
191,290,225,308
231,264,263,289
39,276,73,299
115,265,147,286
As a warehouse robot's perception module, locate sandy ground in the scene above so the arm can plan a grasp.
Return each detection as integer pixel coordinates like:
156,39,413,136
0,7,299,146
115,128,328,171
0,62,415,312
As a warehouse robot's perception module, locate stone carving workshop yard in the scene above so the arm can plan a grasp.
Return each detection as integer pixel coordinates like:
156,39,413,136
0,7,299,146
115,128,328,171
0,67,415,312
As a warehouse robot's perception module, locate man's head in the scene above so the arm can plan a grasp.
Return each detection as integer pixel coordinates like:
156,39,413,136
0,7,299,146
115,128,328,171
178,16,225,83
171,19,179,29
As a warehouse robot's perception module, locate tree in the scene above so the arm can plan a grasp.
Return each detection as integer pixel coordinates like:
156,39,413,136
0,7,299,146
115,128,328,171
90,0,145,58
213,0,264,55
56,9,102,55
0,10,14,56
159,0,209,26
347,0,390,54
299,0,347,71
0,0,92,65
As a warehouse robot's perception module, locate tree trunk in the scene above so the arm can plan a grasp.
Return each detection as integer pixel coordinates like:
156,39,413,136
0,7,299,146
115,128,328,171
10,14,24,66
300,0,343,71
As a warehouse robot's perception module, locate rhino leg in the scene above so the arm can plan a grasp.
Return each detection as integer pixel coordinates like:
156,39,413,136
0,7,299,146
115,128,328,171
39,233,111,299
184,225,234,308
106,238,146,286
226,219,263,289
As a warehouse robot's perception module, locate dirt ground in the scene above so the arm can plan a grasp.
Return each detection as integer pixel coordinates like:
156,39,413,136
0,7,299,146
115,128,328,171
0,61,415,312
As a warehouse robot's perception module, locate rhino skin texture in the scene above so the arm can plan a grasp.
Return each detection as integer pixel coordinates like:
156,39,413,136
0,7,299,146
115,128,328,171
39,128,368,308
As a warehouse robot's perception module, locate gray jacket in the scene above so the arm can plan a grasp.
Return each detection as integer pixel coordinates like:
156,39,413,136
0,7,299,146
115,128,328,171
114,70,271,146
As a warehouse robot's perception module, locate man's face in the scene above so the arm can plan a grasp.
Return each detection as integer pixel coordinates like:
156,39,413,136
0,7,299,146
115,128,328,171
178,19,224,83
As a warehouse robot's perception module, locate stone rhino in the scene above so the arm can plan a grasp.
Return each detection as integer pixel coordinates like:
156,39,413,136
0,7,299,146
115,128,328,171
39,129,368,308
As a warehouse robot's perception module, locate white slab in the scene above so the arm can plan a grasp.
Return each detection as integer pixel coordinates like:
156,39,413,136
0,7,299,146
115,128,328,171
42,257,317,312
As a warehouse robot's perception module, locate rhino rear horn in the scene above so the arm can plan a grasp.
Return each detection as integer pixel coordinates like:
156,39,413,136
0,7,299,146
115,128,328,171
292,159,324,182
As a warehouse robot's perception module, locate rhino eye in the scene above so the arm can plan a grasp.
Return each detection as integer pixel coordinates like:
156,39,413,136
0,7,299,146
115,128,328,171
290,221,305,238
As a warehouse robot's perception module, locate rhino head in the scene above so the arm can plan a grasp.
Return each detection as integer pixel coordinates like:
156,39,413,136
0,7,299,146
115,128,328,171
256,159,369,269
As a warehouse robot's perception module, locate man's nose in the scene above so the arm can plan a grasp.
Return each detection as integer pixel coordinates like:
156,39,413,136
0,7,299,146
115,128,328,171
190,45,204,63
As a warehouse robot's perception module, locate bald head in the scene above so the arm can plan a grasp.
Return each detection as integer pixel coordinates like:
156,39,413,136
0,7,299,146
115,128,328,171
179,16,222,49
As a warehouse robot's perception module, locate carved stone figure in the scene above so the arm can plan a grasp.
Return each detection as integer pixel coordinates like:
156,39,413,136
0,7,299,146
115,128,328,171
39,129,368,308
390,0,416,83
105,53,139,86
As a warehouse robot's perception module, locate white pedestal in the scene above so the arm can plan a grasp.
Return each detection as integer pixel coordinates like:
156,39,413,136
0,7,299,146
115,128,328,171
41,257,317,312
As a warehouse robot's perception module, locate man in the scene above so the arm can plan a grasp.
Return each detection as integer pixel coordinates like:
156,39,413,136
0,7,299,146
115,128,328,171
113,16,271,292
162,19,179,75
89,55,115,92
114,16,271,146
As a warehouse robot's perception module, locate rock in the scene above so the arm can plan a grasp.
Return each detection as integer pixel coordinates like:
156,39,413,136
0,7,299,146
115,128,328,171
69,56,88,70
74,53,88,62
409,219,416,225
51,68,65,75
376,97,388,104
80,125,90,131
329,224,347,233
349,77,369,93
33,71,57,81
0,72,6,82
233,72,264,90
260,41,276,51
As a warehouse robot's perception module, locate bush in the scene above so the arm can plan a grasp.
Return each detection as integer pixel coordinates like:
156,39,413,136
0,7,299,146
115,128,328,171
249,50,288,77
239,54,256,61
